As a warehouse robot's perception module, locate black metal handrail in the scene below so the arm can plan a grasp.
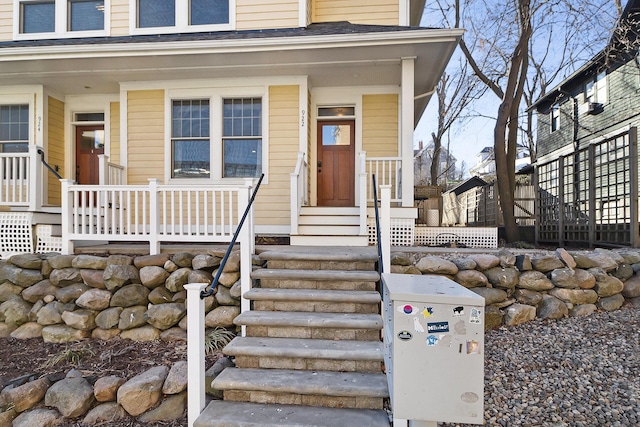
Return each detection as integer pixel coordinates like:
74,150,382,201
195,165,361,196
200,173,264,299
372,174,383,276
37,148,62,180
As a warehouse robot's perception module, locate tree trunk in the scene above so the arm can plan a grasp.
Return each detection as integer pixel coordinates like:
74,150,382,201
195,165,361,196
430,133,441,186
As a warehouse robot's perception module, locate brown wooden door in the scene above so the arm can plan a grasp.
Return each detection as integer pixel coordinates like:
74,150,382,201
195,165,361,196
75,125,104,185
317,120,355,207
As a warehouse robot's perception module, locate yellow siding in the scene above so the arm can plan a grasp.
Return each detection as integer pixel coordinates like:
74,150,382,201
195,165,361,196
0,1,12,42
313,0,398,25
254,85,299,226
236,0,299,30
110,0,129,37
362,94,398,156
127,90,164,184
110,102,121,165
47,97,65,205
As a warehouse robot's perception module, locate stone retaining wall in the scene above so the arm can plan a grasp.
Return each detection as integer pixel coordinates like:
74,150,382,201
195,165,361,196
0,251,257,342
390,247,640,328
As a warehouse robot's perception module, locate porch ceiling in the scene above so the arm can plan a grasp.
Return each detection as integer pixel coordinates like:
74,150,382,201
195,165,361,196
0,26,461,124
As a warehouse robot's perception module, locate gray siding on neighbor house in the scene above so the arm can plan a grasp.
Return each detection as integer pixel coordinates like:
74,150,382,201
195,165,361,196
537,60,640,158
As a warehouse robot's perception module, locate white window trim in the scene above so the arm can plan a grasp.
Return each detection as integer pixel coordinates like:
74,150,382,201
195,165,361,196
164,86,267,184
13,0,110,40
129,0,235,36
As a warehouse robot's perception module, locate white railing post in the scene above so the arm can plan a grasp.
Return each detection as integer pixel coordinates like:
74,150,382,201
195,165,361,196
359,152,367,235
28,145,42,211
290,152,305,235
98,154,109,185
381,185,391,273
239,180,252,337
148,179,160,255
185,283,208,427
60,179,74,255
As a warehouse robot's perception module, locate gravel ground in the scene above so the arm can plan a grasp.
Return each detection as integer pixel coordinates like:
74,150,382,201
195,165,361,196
442,304,640,427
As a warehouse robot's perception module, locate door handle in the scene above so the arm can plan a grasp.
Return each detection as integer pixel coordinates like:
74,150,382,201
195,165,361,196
317,161,322,167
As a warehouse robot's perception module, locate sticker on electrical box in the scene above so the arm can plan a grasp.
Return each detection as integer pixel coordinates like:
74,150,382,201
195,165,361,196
470,308,482,324
397,330,413,341
413,317,425,333
422,306,434,318
426,334,439,346
398,304,418,315
453,306,464,316
427,321,449,333
467,340,480,354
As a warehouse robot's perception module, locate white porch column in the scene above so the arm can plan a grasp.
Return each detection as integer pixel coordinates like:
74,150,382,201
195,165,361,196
185,283,208,427
28,145,43,211
60,179,74,255
148,179,160,255
401,57,415,208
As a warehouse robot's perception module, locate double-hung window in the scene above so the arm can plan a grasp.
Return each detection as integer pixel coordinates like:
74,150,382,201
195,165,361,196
16,0,106,38
134,0,231,33
550,105,559,132
585,72,607,104
171,100,210,179
223,98,262,178
0,105,29,153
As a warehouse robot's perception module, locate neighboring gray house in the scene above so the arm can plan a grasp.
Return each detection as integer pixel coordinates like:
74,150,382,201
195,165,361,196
531,0,640,247
414,141,457,185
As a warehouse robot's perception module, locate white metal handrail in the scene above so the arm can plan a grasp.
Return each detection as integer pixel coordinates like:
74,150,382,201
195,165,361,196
366,157,402,203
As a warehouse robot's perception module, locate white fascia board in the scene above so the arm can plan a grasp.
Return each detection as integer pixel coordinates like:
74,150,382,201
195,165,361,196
0,28,464,61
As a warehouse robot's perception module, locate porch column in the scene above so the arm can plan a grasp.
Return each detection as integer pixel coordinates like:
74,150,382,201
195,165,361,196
185,283,208,427
401,57,415,208
60,179,74,255
28,145,43,211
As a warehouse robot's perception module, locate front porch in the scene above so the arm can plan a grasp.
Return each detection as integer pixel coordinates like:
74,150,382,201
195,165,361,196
0,147,417,259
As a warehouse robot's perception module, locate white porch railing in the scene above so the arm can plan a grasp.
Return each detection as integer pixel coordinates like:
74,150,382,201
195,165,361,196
366,157,402,203
289,152,308,235
98,154,126,185
60,178,255,255
0,151,30,206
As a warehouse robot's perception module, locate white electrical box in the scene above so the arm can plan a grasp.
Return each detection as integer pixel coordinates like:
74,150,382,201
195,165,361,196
382,273,485,424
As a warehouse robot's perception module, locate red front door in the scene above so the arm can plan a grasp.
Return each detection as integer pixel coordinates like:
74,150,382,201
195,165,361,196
317,120,355,207
75,125,104,185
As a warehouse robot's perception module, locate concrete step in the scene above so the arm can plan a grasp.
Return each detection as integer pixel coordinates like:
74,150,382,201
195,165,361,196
212,367,388,409
252,269,379,292
299,207,360,216
290,234,369,246
245,288,380,313
237,311,382,341
298,215,360,226
251,268,379,282
194,400,390,427
224,337,383,372
258,249,377,271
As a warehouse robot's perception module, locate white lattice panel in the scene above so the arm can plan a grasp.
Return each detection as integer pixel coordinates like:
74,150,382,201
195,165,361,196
0,212,33,259
414,226,498,248
368,218,415,247
35,224,63,254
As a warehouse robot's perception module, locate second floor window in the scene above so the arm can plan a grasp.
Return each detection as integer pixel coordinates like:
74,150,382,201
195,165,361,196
136,0,230,31
585,72,607,104
550,105,559,132
18,0,105,35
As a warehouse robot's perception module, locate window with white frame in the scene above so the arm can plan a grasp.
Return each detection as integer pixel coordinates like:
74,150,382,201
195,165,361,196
171,99,210,179
16,0,106,37
585,71,607,104
550,105,559,132
135,0,230,31
0,105,29,153
222,98,262,178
